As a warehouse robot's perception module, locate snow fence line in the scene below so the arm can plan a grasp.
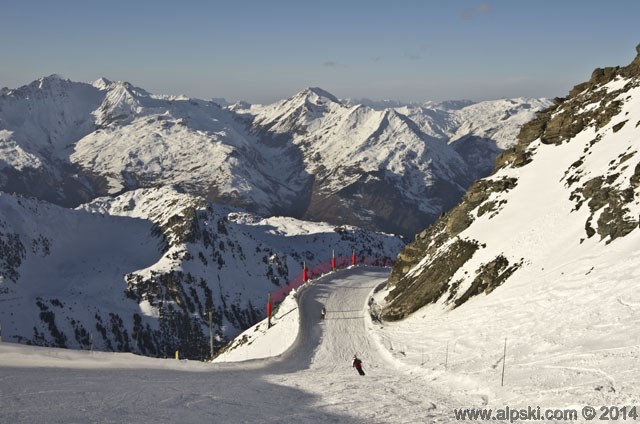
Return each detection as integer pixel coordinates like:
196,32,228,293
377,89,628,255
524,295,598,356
269,255,396,305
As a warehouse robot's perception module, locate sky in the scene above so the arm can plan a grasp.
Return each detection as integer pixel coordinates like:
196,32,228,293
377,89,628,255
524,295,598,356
1,0,639,104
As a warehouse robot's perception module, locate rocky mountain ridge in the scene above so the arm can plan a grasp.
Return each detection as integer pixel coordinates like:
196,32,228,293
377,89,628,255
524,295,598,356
382,44,640,320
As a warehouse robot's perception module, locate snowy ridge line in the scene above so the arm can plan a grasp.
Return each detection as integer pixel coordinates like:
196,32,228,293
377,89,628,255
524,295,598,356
270,256,395,304
0,76,549,238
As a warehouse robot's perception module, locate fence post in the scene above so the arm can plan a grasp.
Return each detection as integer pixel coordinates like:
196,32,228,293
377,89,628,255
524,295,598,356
267,292,272,329
209,310,214,359
302,261,308,282
351,250,356,266
331,250,336,272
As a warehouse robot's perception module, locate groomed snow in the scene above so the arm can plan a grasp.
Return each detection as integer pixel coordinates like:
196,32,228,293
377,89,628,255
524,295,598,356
0,268,472,423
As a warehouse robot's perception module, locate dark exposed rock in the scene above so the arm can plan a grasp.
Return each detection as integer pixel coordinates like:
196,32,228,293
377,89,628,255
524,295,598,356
384,174,517,304
612,120,628,133
571,171,638,243
0,229,25,282
444,177,518,236
453,255,522,307
500,44,640,172
382,238,479,321
630,162,640,188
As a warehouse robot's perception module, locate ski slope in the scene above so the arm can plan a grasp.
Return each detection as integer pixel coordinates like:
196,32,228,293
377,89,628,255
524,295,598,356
0,268,467,423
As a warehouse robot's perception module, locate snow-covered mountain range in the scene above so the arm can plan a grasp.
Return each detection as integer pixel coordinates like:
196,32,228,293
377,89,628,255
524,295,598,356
0,187,402,358
0,78,550,238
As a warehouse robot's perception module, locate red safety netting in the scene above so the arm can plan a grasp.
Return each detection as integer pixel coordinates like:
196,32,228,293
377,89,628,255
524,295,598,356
269,256,395,305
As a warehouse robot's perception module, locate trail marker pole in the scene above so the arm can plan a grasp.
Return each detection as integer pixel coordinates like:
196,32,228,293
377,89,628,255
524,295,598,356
209,310,214,359
445,341,449,371
501,337,507,387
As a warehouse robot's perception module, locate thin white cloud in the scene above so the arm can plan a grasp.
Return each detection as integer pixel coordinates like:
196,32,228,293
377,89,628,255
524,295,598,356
405,53,423,61
461,3,492,20
322,61,347,68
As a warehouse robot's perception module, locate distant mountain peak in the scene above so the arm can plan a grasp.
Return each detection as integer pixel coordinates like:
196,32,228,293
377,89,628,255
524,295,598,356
90,78,150,98
112,80,150,97
423,99,476,111
300,87,340,103
92,77,113,90
29,74,72,90
40,73,67,82
344,98,411,110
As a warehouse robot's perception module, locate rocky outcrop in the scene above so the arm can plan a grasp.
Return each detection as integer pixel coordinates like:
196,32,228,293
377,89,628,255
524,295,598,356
498,44,640,171
382,238,479,320
382,43,640,321
382,172,519,321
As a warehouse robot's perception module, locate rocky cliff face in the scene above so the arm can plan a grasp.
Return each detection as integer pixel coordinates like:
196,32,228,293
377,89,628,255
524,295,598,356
382,44,640,321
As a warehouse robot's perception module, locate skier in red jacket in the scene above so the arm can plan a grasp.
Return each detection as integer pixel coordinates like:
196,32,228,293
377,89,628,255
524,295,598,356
352,354,365,376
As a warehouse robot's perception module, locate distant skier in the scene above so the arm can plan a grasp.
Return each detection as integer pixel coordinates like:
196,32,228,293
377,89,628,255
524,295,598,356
321,306,326,320
352,354,365,376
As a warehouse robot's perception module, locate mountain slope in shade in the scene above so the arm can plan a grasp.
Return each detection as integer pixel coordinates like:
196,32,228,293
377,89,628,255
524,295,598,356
382,44,640,319
0,78,549,238
0,187,403,358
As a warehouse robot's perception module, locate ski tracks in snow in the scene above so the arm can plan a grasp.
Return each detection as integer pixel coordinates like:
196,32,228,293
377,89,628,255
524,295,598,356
263,267,473,423
0,268,472,423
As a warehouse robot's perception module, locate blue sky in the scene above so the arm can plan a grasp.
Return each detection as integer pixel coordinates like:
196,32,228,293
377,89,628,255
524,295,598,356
1,0,639,103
